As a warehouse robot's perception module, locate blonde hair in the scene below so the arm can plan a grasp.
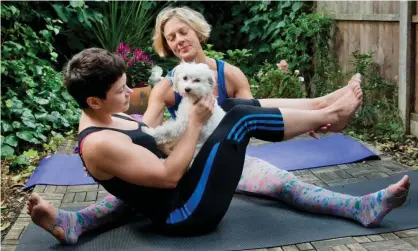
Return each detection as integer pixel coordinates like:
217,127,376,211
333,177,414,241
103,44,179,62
153,6,212,57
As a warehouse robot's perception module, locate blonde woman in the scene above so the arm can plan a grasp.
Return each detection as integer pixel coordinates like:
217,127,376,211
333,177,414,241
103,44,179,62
145,6,356,128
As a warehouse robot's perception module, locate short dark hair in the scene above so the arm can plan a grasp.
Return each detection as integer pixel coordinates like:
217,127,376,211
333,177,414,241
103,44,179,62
63,48,126,109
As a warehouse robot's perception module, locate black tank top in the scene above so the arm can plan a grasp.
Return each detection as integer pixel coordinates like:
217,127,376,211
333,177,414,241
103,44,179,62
77,114,173,221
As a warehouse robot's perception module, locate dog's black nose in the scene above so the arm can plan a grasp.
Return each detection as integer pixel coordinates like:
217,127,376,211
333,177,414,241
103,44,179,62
185,87,191,93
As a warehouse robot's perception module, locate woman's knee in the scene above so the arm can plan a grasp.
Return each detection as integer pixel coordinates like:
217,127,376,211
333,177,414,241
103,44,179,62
221,98,260,112
221,98,242,112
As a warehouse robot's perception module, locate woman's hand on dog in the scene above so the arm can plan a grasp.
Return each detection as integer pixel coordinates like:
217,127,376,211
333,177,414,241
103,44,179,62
158,140,178,155
190,94,215,126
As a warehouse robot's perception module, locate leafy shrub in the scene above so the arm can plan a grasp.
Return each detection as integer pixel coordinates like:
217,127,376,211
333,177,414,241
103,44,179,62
193,1,334,94
1,4,79,169
348,51,403,140
203,44,254,76
49,1,104,59
250,63,305,99
203,44,225,60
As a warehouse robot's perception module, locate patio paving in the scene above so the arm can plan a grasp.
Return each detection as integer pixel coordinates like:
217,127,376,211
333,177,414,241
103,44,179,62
2,137,417,251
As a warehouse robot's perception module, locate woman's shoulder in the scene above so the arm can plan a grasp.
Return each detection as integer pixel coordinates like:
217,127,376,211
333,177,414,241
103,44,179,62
77,114,131,141
115,112,134,119
80,128,130,159
222,60,246,82
222,60,240,73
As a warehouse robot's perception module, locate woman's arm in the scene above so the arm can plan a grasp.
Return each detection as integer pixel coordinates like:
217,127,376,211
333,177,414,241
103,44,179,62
224,63,254,99
85,95,215,189
142,79,173,128
86,119,201,188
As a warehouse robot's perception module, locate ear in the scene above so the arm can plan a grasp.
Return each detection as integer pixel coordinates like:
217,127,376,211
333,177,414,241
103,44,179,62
86,97,102,110
172,78,179,92
208,71,216,88
172,71,181,92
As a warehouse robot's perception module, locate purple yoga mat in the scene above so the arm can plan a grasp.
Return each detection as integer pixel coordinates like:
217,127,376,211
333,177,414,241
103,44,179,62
24,154,95,190
245,134,379,171
25,134,379,190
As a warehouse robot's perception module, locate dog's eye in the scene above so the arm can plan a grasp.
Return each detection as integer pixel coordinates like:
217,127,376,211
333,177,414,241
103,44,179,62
183,76,188,81
193,78,200,83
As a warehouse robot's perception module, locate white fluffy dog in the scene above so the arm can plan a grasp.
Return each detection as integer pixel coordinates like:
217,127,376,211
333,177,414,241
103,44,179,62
142,62,226,165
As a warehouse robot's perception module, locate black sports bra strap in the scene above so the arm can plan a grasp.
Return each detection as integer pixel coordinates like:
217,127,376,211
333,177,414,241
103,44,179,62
78,114,147,146
111,114,137,122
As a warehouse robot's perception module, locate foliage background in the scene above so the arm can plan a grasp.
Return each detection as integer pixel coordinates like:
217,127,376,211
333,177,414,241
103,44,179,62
1,0,407,170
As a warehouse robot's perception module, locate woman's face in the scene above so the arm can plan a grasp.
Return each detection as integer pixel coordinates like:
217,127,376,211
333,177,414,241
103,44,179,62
101,73,133,113
163,17,202,62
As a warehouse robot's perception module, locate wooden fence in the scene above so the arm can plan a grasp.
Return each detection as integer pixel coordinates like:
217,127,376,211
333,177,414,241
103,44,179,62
316,1,417,136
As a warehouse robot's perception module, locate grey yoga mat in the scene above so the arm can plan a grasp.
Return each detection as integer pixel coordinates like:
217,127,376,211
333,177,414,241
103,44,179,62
16,171,417,251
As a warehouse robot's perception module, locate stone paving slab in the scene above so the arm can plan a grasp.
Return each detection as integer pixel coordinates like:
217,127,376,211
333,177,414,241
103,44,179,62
2,138,417,251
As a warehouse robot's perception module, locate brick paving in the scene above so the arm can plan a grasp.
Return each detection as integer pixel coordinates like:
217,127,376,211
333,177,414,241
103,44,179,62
2,137,417,251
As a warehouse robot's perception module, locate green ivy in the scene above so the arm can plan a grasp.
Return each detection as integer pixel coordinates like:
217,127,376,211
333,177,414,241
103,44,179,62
49,1,103,56
1,3,79,169
203,44,254,77
240,2,312,66
203,44,225,60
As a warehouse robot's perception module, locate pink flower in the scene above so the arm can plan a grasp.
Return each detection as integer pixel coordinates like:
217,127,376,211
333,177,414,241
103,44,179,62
116,41,132,60
127,58,135,67
132,48,151,64
116,41,152,64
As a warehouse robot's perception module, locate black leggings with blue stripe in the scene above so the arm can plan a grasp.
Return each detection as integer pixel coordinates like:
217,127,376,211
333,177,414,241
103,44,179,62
157,98,284,235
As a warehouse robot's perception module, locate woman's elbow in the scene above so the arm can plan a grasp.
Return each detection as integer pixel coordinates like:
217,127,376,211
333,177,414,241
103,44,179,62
163,180,178,189
156,169,182,189
165,172,183,188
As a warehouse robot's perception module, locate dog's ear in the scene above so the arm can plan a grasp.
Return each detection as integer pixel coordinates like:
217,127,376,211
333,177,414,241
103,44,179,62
208,71,216,87
172,71,180,92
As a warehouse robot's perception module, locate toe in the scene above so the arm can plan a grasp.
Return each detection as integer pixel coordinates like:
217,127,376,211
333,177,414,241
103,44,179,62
401,175,410,189
27,202,35,212
357,89,363,98
29,193,41,204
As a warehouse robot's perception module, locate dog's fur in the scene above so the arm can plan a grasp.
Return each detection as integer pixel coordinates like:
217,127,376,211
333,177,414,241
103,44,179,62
142,62,226,165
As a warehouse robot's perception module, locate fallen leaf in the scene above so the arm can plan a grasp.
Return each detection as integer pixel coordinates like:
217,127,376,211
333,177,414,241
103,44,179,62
10,184,24,189
11,174,21,182
1,221,11,231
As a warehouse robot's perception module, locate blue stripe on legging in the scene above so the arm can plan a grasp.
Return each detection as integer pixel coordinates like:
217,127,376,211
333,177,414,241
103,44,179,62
166,142,220,224
237,125,284,142
234,120,284,141
227,114,283,140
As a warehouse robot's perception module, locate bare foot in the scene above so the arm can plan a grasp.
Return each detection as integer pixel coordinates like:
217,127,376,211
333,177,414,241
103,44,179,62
358,175,410,227
317,73,362,109
27,193,78,244
348,73,361,91
323,88,362,132
388,175,410,206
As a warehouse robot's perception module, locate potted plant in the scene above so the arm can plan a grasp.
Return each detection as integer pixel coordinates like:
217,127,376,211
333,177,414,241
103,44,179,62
115,41,154,115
